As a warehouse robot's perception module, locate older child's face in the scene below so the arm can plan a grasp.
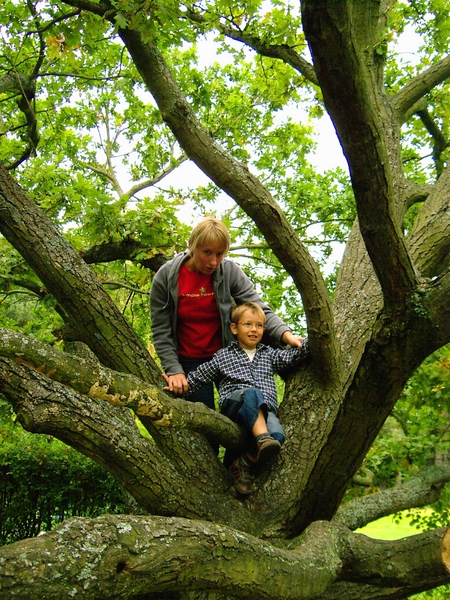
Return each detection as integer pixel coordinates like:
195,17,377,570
187,240,226,275
230,309,265,350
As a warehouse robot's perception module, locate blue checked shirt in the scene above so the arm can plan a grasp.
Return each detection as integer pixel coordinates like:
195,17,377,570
186,339,310,413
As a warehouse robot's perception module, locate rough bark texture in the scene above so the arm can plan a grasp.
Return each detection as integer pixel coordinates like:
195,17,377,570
1,0,450,598
0,515,449,599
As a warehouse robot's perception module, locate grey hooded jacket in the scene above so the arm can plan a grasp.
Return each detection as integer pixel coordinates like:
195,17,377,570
150,251,292,376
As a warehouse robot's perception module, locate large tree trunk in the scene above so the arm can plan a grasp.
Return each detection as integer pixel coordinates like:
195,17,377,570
1,0,450,597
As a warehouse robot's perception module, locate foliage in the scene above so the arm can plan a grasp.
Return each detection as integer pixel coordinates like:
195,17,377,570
345,346,450,524
0,400,129,545
412,584,450,600
364,345,450,481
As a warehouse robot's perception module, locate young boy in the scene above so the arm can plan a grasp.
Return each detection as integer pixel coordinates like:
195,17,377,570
165,301,310,495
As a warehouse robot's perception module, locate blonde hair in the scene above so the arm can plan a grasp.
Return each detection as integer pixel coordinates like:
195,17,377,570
231,302,266,325
188,217,231,254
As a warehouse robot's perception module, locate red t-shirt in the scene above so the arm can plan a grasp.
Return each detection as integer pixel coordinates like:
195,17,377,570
177,264,222,358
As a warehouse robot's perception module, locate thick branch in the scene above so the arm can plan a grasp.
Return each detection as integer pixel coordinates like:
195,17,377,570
0,328,245,451
317,527,450,599
301,0,419,311
79,238,168,271
0,357,200,516
0,356,252,526
1,515,448,599
0,516,337,599
0,163,159,384
333,466,450,531
423,270,450,346
402,181,434,210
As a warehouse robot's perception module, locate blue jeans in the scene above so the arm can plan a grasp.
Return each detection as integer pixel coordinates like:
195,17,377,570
221,388,285,465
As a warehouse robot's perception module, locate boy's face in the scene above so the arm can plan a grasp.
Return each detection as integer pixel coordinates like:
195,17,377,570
230,309,265,350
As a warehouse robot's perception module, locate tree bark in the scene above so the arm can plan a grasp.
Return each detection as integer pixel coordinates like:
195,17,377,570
0,356,255,530
0,515,448,600
0,328,245,451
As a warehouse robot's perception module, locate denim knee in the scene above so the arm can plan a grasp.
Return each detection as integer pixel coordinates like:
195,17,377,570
221,388,266,431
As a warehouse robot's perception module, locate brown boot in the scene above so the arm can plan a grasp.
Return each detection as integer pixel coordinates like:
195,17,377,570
230,457,254,495
256,435,281,463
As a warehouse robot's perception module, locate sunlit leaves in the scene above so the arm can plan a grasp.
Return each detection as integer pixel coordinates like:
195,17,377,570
400,0,450,55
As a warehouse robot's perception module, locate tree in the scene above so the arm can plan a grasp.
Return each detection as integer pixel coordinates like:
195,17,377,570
0,0,450,598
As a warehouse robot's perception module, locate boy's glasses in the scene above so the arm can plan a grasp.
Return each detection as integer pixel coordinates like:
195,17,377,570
238,322,265,330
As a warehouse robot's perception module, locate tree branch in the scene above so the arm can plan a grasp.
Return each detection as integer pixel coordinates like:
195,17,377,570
185,8,319,86
0,516,337,599
333,465,450,531
79,238,168,271
0,328,246,451
393,54,450,121
317,526,450,599
0,355,255,527
0,163,160,384
125,154,189,198
1,515,448,599
0,274,46,297
0,357,212,516
416,108,448,165
301,0,420,312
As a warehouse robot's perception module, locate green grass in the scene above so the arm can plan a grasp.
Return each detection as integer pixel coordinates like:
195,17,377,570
356,508,432,540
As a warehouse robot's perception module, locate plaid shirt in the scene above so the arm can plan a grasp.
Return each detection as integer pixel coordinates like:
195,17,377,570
186,339,310,413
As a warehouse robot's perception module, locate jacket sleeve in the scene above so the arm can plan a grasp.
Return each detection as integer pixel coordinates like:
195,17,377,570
149,264,184,376
227,261,292,344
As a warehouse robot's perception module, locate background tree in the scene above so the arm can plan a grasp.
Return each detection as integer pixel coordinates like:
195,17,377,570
0,1,450,598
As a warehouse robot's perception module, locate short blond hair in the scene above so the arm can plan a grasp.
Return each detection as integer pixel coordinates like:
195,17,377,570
231,302,265,325
188,217,231,254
